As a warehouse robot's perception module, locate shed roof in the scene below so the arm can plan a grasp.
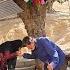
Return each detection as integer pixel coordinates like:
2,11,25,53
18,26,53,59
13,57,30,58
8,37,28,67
0,0,22,20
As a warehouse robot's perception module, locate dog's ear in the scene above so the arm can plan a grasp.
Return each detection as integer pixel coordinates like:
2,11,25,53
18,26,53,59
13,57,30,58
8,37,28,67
11,40,22,48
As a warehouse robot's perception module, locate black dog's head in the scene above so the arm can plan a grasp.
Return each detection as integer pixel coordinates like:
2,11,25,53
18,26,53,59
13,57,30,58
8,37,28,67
11,39,22,48
0,39,22,52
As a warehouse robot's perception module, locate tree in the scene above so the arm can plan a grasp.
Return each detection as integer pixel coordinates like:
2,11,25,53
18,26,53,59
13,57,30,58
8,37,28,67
13,0,68,37
13,0,46,37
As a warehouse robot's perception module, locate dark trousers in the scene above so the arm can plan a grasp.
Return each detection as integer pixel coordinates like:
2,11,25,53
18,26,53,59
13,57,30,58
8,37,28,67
7,57,17,70
35,61,67,70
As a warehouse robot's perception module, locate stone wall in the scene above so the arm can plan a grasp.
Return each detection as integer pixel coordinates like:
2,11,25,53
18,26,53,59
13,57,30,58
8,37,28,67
45,14,70,52
0,17,27,44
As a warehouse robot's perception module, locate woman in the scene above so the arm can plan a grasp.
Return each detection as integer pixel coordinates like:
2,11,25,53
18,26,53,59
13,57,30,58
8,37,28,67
21,36,66,70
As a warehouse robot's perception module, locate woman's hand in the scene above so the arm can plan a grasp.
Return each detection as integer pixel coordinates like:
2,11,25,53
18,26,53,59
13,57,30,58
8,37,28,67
16,51,24,56
47,63,53,70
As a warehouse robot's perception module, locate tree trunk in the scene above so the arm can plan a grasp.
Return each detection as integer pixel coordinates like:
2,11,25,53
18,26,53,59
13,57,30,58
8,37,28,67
13,0,46,37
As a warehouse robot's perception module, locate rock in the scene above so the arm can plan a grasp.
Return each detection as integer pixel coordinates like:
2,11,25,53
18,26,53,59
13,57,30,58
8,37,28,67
15,57,35,70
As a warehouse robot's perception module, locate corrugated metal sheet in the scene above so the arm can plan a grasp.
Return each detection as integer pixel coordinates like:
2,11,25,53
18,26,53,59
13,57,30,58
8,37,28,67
0,0,23,20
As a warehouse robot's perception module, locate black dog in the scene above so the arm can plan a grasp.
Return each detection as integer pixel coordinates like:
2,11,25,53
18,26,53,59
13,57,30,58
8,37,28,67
0,40,22,70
